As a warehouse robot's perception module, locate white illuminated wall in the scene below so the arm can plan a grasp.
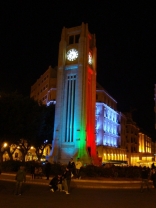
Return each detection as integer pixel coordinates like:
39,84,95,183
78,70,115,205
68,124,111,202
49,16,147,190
95,103,120,147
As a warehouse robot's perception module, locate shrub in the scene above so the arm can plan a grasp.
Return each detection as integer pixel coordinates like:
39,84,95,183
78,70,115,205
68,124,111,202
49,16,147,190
1,160,22,172
0,161,142,179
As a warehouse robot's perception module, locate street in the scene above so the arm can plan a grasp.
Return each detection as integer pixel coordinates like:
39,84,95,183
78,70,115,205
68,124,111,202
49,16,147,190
0,181,156,208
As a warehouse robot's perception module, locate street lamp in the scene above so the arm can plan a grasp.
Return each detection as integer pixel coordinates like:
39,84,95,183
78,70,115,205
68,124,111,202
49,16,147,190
3,143,7,148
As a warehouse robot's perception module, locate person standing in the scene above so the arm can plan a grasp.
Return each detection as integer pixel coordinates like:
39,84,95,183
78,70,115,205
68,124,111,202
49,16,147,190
151,168,156,188
75,158,82,179
151,163,155,170
45,160,51,180
14,166,26,196
57,174,63,191
140,166,150,192
63,167,71,194
30,161,35,180
68,158,75,177
0,162,2,174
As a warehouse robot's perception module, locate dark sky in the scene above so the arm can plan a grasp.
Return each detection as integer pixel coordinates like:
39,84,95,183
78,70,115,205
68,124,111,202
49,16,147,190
1,1,156,140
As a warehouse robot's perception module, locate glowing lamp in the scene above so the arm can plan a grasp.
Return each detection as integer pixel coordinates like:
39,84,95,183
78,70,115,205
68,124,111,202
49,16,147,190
3,143,7,147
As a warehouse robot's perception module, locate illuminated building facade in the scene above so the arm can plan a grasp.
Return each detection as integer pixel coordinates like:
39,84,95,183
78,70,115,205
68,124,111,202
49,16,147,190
123,112,155,166
139,133,151,153
95,84,127,164
29,24,156,166
137,132,154,166
151,141,156,162
124,113,140,165
2,144,51,162
30,66,57,105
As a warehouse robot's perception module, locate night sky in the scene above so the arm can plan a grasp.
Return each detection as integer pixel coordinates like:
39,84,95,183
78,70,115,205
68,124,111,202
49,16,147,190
1,1,156,140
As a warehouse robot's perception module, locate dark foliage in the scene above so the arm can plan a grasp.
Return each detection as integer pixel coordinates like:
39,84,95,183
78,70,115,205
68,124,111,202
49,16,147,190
0,92,55,162
1,160,22,172
0,161,142,179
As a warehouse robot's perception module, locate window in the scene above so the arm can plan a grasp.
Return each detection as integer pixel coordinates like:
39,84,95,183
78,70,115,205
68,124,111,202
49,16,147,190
69,34,80,44
69,36,74,44
75,34,80,43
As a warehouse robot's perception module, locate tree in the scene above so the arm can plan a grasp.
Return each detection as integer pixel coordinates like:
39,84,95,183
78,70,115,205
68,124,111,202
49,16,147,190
0,92,23,162
15,96,45,162
0,92,43,162
1,143,17,161
34,103,55,160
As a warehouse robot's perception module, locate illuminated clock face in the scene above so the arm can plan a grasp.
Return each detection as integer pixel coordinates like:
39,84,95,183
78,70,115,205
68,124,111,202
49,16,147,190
88,52,92,64
66,49,78,61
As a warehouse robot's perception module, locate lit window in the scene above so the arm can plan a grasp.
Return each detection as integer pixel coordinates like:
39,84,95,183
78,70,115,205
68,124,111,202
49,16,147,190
88,52,92,65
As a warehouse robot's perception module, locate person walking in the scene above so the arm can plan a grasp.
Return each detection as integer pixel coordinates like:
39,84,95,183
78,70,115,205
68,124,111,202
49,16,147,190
151,168,156,188
75,158,82,179
140,166,150,192
63,167,71,194
45,160,51,180
68,158,75,177
14,166,26,196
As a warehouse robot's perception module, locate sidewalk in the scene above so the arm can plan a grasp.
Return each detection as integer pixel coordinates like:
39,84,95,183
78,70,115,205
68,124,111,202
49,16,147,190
0,172,152,189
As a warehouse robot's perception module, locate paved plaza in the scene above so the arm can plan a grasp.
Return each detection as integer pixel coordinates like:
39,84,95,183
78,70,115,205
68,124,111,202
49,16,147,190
0,181,156,208
0,172,149,189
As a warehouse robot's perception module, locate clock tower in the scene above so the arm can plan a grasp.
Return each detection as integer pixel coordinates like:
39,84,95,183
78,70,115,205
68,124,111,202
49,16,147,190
49,23,98,164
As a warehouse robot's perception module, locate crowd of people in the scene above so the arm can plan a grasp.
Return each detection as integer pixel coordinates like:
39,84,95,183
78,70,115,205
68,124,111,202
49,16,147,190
140,163,156,192
30,160,51,180
13,159,156,195
49,158,82,195
14,157,82,196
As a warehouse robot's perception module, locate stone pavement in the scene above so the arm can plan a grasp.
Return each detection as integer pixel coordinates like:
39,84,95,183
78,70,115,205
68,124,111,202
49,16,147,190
1,181,156,208
0,172,152,189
